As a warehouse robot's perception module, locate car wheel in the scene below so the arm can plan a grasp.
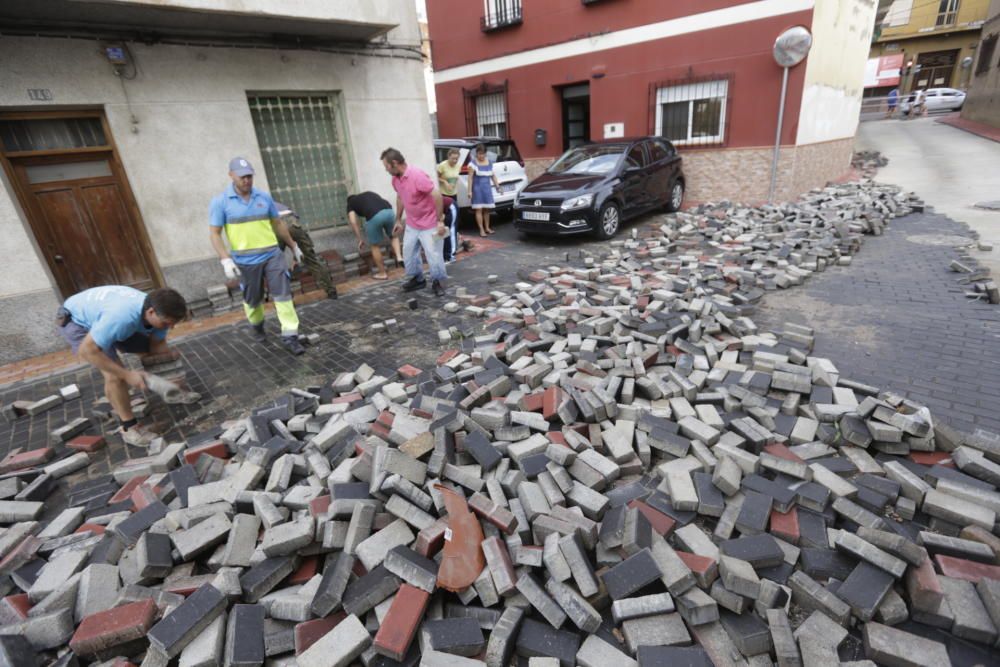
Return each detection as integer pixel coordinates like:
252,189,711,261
666,181,684,212
594,202,621,240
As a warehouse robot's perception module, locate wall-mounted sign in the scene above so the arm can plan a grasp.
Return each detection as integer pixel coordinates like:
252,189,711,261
863,54,904,88
603,122,624,139
27,89,53,101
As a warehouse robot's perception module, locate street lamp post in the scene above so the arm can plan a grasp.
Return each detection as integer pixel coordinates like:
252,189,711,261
768,27,813,204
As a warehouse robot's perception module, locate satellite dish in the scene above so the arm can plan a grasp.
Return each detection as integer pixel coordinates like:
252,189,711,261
961,56,974,68
773,26,813,68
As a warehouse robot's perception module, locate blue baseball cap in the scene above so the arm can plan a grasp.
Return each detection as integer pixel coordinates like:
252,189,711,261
228,157,254,177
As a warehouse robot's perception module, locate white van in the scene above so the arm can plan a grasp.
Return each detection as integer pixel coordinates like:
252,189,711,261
433,137,528,214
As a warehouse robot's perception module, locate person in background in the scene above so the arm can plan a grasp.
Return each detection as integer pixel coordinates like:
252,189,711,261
441,195,459,263
346,191,402,281
437,148,461,199
468,143,499,237
436,149,466,261
274,202,337,299
381,147,448,297
886,88,898,117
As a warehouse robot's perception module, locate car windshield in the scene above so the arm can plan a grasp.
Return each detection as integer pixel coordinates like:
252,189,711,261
481,141,522,163
548,145,624,175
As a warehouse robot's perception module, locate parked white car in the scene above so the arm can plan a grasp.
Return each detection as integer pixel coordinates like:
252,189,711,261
433,137,528,213
924,88,966,112
900,88,966,115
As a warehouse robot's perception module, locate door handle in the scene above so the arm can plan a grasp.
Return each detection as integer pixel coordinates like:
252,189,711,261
54,254,64,263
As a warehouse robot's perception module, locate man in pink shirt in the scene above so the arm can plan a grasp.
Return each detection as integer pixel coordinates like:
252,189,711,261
382,147,448,297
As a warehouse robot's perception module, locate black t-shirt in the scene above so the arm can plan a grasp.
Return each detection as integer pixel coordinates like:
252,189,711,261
346,192,392,220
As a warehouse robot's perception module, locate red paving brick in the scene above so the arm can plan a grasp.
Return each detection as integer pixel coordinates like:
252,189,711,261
437,350,459,365
935,554,1000,583
907,554,944,607
75,523,107,535
521,392,544,413
763,442,805,464
0,536,41,574
3,593,31,619
289,556,319,586
397,364,422,379
131,484,159,511
909,452,953,467
69,599,158,659
546,431,567,446
295,612,347,655
67,435,106,453
108,476,149,504
309,495,331,518
770,507,800,544
182,441,228,465
415,519,448,557
374,584,430,661
542,387,563,420
628,500,677,537
676,550,718,585
0,447,54,473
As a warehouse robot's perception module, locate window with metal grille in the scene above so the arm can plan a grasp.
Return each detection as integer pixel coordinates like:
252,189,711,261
977,34,997,75
247,94,355,230
463,82,510,137
476,93,508,137
936,0,959,26
482,0,522,31
651,77,731,147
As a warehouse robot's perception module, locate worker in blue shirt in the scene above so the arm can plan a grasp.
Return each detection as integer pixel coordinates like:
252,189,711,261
209,157,306,355
57,286,188,447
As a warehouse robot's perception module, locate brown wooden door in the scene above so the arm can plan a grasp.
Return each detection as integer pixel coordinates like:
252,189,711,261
13,155,157,296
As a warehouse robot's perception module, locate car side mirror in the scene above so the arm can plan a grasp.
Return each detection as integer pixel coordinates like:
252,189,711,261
623,165,640,175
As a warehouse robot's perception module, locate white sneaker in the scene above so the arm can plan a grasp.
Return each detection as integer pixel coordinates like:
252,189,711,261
119,424,159,448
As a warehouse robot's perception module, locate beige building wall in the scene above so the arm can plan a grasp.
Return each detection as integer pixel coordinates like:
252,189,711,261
797,0,878,146
0,9,433,363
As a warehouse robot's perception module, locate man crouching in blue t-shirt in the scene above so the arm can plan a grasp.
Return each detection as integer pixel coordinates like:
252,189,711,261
56,286,188,448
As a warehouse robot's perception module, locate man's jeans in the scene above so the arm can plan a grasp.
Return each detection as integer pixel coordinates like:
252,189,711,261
402,225,447,282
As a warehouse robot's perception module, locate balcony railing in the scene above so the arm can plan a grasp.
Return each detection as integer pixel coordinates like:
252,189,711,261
481,1,522,32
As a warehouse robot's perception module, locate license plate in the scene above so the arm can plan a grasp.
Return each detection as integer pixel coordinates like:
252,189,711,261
523,211,549,221
498,183,518,193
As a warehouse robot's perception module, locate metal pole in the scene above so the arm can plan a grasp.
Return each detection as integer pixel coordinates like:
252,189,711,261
768,65,790,204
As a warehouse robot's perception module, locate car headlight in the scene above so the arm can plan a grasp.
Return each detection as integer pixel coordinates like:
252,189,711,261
561,194,594,211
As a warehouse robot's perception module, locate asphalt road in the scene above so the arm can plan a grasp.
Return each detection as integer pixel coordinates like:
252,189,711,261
856,115,1000,276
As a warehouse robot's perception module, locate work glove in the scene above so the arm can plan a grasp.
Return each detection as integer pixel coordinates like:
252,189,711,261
221,258,241,280
292,245,305,264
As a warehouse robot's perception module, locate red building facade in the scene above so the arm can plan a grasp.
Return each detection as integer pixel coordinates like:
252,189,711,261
428,0,877,203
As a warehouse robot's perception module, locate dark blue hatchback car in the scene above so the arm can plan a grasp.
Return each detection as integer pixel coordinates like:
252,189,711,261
514,137,684,239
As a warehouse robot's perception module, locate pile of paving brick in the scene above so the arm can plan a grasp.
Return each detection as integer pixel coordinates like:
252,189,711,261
3,180,1000,667
950,256,1000,305
851,151,889,179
